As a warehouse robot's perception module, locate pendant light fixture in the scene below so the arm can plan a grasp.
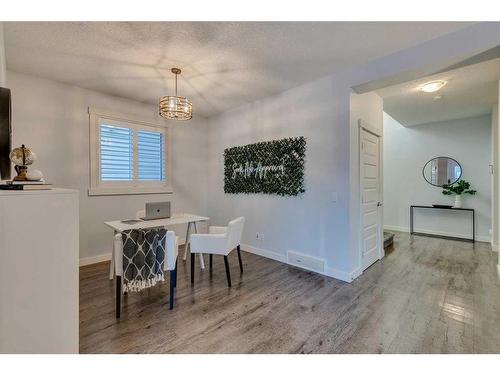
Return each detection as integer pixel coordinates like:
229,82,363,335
159,68,193,121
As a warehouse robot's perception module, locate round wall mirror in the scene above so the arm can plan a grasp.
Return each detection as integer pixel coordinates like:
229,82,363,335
422,157,462,187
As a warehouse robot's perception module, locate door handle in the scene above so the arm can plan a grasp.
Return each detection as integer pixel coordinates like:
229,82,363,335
377,202,383,207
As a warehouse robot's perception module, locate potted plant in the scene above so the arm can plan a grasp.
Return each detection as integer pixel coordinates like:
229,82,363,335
442,179,477,208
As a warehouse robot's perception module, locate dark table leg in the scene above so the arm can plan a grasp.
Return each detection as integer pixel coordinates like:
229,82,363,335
472,210,475,243
410,206,414,234
191,252,195,284
174,259,178,288
169,270,175,310
115,275,121,319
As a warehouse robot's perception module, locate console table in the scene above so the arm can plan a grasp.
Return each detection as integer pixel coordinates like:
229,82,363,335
410,205,475,243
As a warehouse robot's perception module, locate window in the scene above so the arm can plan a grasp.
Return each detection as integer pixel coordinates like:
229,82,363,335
89,108,171,195
137,130,165,181
100,125,133,182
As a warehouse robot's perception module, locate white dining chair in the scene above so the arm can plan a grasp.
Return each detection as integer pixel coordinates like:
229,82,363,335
189,217,245,287
113,228,179,317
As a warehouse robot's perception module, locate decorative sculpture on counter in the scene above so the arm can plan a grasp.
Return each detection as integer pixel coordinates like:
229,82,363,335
9,144,36,181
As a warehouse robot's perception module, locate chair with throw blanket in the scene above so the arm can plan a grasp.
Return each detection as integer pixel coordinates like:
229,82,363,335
135,209,205,270
113,228,178,318
189,217,245,287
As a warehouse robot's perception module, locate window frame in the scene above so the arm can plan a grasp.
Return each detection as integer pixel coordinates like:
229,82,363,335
89,108,172,196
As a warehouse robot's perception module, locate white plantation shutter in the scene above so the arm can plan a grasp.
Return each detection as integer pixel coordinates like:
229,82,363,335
90,109,170,195
138,130,165,181
100,124,133,181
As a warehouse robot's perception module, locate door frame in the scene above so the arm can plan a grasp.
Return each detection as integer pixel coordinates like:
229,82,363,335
358,119,384,272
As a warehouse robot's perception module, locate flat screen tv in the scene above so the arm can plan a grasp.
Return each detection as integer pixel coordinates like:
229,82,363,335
0,87,11,180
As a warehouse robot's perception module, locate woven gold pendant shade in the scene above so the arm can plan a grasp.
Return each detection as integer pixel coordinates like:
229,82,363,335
159,68,193,121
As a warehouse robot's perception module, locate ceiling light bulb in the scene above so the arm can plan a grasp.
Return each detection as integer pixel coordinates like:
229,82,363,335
419,80,446,93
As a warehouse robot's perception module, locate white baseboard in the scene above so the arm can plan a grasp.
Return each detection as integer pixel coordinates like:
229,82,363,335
350,267,362,280
81,244,357,283
240,243,286,263
240,243,354,283
383,225,409,233
384,225,490,243
325,266,359,282
79,252,111,267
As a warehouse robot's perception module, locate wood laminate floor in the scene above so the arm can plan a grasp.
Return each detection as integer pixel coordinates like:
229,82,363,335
79,232,500,353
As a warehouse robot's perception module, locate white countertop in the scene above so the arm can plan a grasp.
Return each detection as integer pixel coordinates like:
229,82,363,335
105,213,210,232
0,188,78,196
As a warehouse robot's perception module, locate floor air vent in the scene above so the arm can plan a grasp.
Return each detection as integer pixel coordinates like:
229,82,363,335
287,251,325,273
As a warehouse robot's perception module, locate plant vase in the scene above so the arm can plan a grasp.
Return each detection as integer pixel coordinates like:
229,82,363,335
454,194,462,208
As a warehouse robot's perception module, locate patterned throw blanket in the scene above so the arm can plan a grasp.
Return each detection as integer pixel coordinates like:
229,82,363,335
121,228,166,293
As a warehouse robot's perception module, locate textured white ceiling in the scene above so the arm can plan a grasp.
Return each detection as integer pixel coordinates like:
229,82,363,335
377,57,500,126
4,22,472,118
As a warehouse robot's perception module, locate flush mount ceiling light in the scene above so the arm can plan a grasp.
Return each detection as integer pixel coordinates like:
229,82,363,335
159,68,193,121
419,80,447,93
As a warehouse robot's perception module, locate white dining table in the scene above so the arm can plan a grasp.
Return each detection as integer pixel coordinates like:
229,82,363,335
105,213,210,280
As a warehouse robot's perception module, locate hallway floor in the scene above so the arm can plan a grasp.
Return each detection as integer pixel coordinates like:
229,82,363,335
79,233,500,353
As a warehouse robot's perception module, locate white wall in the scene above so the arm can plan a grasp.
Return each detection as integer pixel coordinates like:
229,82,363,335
497,79,500,272
491,103,498,250
0,23,6,86
383,113,492,241
7,71,208,261
206,76,356,279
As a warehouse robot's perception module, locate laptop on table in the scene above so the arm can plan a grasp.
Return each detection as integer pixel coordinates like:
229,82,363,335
141,201,171,220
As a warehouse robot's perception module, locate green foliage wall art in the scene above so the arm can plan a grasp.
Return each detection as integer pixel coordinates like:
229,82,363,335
224,137,306,196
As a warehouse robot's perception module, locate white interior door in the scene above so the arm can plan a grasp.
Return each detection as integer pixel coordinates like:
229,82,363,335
360,127,382,271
